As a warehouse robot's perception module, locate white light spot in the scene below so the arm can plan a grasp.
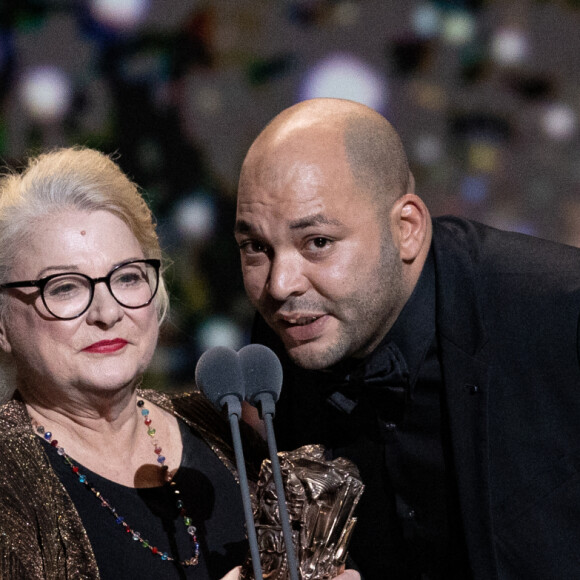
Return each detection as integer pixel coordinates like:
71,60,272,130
173,193,216,242
541,103,577,142
197,317,244,351
20,66,73,122
89,0,151,31
299,53,388,112
491,28,529,66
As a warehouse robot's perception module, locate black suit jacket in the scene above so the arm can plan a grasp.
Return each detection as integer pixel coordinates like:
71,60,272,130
253,216,580,579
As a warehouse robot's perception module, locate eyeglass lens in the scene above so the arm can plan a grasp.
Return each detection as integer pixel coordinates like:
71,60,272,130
43,261,158,319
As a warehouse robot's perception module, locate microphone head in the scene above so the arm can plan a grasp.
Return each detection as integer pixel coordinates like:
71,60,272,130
195,346,245,410
238,343,283,405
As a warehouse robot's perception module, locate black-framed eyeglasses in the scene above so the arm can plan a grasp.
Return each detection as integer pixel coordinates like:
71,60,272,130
0,259,160,320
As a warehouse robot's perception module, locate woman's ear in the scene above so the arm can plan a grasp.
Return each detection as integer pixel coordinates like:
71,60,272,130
0,317,12,354
390,193,431,263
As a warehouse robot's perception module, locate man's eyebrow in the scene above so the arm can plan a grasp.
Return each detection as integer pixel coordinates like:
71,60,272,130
234,220,253,235
288,213,344,230
234,214,344,235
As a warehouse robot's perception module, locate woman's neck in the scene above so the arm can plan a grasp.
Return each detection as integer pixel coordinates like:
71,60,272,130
23,387,182,488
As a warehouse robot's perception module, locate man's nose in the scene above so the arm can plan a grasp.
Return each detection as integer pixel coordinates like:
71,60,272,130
266,253,309,301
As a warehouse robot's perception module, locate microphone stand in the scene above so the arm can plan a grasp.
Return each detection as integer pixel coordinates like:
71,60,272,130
254,393,300,580
223,395,264,580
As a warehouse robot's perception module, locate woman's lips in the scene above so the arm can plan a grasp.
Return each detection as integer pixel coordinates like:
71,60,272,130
279,314,328,342
83,339,128,354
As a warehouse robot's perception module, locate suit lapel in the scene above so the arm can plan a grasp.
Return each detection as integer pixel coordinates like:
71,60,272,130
432,218,498,579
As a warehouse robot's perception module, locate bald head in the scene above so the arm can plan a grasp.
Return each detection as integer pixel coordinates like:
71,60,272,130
236,99,432,368
239,98,413,211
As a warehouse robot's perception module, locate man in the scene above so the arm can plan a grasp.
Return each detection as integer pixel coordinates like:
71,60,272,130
234,98,580,579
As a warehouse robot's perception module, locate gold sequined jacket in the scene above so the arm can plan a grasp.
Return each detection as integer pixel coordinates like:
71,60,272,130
0,390,263,579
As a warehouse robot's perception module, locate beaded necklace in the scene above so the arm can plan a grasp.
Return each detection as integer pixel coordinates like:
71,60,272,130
34,399,200,567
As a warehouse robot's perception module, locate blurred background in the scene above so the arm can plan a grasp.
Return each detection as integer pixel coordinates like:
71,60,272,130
1,0,579,390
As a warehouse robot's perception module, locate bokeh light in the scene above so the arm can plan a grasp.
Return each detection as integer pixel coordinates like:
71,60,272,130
172,192,217,242
197,317,244,351
412,3,441,39
540,103,577,141
442,11,476,46
460,175,489,204
468,143,499,173
491,28,530,66
19,66,73,123
299,53,388,112
413,134,444,166
88,0,151,31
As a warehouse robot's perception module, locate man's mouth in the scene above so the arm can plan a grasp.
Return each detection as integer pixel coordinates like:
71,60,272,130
275,314,329,342
284,316,321,326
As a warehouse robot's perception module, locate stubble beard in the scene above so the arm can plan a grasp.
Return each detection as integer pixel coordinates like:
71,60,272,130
284,231,405,371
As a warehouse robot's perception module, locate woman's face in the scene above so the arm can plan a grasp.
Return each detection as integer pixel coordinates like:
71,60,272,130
0,210,159,399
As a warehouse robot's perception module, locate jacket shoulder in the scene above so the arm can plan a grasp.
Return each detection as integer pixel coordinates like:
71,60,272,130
433,215,580,277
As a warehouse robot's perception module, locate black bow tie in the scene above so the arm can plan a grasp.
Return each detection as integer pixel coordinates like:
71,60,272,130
322,341,410,417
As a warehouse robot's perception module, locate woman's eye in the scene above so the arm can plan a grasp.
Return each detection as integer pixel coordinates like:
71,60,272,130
46,279,84,299
116,273,141,286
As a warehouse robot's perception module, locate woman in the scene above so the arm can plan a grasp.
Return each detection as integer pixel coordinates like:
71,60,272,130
0,146,253,579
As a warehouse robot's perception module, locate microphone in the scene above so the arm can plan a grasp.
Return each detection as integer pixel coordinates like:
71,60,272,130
195,346,244,418
239,344,299,580
195,346,264,580
239,343,283,416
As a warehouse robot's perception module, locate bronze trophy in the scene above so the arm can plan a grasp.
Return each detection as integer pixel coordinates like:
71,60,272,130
241,444,364,579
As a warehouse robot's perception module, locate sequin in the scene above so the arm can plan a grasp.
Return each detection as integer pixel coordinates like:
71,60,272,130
0,390,245,577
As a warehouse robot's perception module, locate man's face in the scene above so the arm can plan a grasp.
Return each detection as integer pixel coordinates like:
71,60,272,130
235,136,407,370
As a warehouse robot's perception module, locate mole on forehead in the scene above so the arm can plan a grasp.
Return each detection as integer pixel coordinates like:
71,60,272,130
80,230,86,236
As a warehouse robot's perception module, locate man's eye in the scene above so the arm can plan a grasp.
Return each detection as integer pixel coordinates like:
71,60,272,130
240,240,267,254
312,237,329,248
308,237,332,251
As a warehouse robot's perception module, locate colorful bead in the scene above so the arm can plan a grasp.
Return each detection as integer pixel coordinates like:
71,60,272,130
34,400,200,568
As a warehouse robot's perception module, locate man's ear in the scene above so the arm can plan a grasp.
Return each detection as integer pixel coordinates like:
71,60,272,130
390,193,431,263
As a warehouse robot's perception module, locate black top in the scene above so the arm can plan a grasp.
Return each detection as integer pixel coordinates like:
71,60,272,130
43,419,248,580
260,250,471,579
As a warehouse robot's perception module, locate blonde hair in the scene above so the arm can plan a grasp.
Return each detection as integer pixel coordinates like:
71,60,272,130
0,146,169,322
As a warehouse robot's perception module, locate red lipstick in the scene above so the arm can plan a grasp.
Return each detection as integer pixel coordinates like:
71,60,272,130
83,339,128,354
